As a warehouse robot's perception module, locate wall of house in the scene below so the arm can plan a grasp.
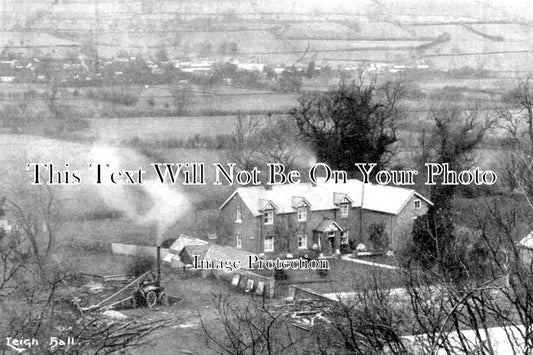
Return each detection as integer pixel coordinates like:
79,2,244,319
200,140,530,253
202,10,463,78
220,194,262,253
221,192,431,254
269,209,337,255
359,209,394,249
391,195,430,250
334,206,361,246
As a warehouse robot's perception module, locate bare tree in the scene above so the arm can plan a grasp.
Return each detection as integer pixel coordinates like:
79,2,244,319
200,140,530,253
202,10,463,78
3,183,60,264
226,115,266,171
226,115,305,173
200,293,312,355
500,77,533,157
422,106,495,210
498,78,533,194
0,187,175,355
255,119,302,171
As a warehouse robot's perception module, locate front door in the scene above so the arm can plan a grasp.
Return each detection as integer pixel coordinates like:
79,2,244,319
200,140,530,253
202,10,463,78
328,232,335,253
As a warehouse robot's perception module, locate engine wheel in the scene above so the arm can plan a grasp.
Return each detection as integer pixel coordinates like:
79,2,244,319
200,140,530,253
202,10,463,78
158,292,169,306
145,291,157,308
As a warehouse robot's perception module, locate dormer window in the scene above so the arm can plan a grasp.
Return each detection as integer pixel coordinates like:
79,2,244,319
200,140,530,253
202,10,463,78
340,204,349,217
236,205,242,223
264,210,274,225
334,193,353,218
297,206,307,222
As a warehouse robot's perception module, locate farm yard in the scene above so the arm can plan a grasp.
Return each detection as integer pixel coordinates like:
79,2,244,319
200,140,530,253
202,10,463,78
53,241,405,355
2,0,533,354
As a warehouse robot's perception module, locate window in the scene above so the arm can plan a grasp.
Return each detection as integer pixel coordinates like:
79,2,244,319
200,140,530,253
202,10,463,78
414,199,421,209
297,234,307,249
264,236,274,252
235,205,242,223
340,204,349,217
340,231,349,245
297,207,307,222
236,234,242,248
264,210,274,225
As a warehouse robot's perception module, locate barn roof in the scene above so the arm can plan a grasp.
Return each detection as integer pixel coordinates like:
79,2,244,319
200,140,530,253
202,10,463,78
179,244,257,268
168,234,208,254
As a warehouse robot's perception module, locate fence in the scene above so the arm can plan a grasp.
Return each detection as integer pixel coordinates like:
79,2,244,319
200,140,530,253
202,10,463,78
111,243,171,259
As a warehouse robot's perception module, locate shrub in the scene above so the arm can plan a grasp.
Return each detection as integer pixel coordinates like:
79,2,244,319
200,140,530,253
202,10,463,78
296,249,319,261
127,254,155,277
160,238,177,249
86,88,140,106
274,268,288,280
368,222,389,252
340,244,351,254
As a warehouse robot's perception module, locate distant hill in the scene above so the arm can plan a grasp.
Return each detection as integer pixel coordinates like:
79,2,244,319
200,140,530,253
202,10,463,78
1,0,532,71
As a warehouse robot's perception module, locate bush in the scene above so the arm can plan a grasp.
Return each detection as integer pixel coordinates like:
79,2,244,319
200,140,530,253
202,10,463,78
296,249,319,261
160,238,177,249
340,244,351,254
87,89,140,106
274,268,288,280
317,265,329,276
368,222,389,252
127,254,155,277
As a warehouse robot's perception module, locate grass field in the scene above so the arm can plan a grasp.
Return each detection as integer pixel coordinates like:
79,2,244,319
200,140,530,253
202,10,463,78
278,258,403,296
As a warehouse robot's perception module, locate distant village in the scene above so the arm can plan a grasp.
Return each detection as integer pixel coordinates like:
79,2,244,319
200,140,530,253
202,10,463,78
0,31,431,88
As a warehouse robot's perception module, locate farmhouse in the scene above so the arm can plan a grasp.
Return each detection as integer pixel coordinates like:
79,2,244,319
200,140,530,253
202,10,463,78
219,179,431,255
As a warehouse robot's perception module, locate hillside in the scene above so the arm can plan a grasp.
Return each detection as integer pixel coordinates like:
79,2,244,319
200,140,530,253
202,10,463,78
1,0,530,72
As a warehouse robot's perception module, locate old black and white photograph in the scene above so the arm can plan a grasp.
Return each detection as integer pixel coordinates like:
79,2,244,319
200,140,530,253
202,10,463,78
1,0,533,354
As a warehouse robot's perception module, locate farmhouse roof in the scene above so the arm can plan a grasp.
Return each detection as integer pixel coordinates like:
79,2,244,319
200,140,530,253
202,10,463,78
220,179,432,216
